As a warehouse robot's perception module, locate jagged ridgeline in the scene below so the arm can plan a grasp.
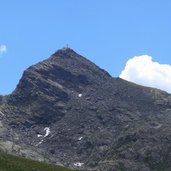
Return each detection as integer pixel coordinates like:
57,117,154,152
0,48,171,171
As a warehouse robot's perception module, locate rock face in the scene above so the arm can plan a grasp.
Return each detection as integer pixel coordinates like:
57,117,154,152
0,48,171,171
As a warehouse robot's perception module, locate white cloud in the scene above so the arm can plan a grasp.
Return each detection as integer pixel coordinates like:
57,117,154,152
119,55,171,94
0,45,7,55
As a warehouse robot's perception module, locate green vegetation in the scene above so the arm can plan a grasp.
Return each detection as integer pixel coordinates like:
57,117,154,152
146,146,171,171
0,151,77,171
151,163,171,171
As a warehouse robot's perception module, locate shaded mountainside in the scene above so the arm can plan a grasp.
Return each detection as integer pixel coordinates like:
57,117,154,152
0,48,171,171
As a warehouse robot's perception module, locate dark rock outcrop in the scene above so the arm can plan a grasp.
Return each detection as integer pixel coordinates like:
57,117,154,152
0,48,171,171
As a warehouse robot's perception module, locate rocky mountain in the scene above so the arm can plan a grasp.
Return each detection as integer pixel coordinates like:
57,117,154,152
0,48,171,171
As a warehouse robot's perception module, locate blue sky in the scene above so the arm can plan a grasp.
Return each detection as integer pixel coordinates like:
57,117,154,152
1,0,171,95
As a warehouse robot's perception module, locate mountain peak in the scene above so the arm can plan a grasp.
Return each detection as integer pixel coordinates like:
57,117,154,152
10,47,112,105
60,47,73,51
53,47,78,57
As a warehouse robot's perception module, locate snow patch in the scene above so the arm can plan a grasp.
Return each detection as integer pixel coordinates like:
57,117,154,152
78,94,82,97
37,139,44,146
44,127,50,137
37,134,43,138
78,137,83,141
74,162,84,167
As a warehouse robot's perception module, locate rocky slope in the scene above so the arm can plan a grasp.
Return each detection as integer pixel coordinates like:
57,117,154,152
0,48,171,171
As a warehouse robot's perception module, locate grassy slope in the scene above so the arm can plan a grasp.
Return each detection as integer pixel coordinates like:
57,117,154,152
0,151,78,171
3,151,171,171
0,151,170,171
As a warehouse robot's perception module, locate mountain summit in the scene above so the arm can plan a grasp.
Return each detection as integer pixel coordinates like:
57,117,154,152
0,48,171,171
